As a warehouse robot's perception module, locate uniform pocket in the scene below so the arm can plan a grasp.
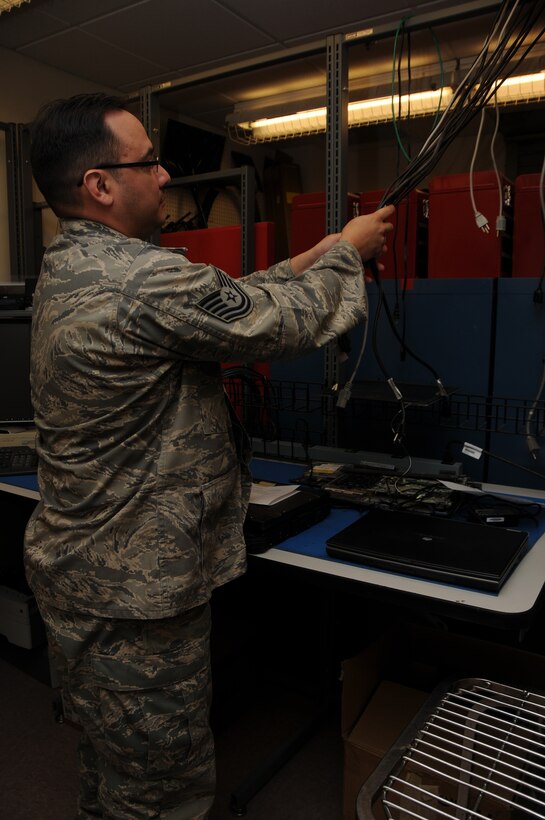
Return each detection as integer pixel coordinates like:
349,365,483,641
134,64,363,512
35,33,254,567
90,608,213,778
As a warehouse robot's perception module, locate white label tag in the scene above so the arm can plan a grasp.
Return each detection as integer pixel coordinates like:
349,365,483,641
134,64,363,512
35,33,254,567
462,442,483,460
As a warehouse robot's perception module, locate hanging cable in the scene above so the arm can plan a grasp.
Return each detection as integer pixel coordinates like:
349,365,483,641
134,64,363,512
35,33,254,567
342,0,545,410
489,93,505,235
391,18,412,163
534,148,545,302
469,107,490,232
525,357,545,459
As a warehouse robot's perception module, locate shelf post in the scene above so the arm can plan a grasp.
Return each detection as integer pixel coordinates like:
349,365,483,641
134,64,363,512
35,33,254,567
324,33,349,446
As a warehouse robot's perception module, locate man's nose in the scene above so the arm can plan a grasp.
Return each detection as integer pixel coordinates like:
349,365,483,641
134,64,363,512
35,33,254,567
158,164,171,185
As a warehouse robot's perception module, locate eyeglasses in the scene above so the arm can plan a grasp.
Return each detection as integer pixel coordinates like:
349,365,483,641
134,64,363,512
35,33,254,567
77,157,161,186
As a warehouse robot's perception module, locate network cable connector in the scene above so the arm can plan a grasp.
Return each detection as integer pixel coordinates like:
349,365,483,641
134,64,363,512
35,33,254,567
495,214,506,234
335,384,352,409
526,434,540,460
474,211,490,233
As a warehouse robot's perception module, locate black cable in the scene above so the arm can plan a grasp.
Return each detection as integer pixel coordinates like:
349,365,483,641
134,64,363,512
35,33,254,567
341,0,545,420
362,0,545,402
370,276,392,385
447,437,545,485
381,2,545,208
368,257,447,394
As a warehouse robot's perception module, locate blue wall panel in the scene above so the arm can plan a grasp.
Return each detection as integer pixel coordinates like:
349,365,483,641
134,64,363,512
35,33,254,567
488,278,545,489
335,278,494,479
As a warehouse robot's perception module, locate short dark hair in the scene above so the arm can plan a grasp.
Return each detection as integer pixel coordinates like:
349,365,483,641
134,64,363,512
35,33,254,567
30,92,128,215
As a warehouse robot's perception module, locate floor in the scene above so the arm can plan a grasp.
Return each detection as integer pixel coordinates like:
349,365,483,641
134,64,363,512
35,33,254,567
3,564,544,820
0,573,349,820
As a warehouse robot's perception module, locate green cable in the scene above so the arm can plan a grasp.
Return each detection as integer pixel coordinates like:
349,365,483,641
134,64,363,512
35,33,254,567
391,17,412,163
390,19,446,161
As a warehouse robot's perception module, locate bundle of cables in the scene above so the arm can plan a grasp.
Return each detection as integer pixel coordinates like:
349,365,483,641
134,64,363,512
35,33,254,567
339,0,545,431
381,0,545,210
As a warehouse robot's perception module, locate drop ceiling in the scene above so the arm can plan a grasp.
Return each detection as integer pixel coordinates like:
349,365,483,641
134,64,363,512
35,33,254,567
0,0,517,129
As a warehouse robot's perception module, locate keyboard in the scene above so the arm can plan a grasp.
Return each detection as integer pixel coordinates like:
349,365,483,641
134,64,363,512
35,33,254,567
0,446,38,476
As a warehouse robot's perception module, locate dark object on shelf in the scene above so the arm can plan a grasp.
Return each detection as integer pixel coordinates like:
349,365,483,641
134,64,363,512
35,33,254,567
349,381,457,407
0,446,38,476
244,488,330,554
161,118,225,179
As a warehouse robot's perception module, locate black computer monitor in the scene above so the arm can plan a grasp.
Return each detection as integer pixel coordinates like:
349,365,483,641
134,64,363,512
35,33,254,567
0,310,33,424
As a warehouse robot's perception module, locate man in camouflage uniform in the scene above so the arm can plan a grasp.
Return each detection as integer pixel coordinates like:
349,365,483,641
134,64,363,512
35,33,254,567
24,92,394,819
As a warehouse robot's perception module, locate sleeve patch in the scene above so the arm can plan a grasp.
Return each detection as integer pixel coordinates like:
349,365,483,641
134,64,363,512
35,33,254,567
197,268,254,323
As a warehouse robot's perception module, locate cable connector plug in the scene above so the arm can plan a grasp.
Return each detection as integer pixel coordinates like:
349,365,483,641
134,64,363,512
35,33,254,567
495,214,506,235
387,378,403,401
474,211,490,233
435,379,449,398
336,384,352,409
527,435,540,460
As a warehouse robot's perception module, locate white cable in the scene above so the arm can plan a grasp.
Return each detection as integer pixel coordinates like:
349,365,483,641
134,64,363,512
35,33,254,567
336,291,370,408
469,107,490,232
490,93,505,234
416,0,519,162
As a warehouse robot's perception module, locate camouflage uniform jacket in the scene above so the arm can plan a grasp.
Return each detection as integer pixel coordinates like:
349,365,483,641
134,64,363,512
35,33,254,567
24,219,367,618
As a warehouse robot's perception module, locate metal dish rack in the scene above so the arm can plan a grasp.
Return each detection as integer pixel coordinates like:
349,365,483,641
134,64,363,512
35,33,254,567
357,677,545,820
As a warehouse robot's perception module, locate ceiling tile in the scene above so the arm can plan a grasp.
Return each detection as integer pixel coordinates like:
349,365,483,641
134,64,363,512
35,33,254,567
24,0,146,25
0,0,524,133
20,29,166,88
219,0,407,42
0,10,64,48
83,0,274,72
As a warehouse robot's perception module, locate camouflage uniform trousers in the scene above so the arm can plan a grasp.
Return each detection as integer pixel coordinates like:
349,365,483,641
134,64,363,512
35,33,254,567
38,598,215,820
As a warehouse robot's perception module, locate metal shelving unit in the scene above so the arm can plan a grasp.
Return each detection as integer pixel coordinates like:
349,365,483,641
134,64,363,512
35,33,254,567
357,677,545,820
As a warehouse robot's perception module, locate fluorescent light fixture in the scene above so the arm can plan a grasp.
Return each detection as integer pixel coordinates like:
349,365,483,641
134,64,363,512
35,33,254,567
237,88,453,141
493,71,545,103
0,0,31,13
232,69,545,143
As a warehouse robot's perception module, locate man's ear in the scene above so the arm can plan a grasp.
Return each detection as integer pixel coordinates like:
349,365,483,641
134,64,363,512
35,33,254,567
81,170,114,206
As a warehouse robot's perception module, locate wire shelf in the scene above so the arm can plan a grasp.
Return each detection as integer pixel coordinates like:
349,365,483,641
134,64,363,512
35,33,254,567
357,678,545,820
223,374,545,443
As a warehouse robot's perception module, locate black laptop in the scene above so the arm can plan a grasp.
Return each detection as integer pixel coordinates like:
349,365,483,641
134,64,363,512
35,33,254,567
326,508,529,592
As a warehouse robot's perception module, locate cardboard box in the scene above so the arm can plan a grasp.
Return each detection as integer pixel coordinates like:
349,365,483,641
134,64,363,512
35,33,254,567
341,623,545,820
342,679,428,820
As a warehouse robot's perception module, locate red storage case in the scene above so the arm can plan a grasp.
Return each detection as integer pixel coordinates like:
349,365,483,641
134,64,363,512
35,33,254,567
290,192,360,256
427,171,513,278
359,188,428,279
512,174,545,277
160,221,275,278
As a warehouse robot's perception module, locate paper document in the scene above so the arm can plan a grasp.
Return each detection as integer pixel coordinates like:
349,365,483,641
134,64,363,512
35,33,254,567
440,479,545,505
249,483,300,506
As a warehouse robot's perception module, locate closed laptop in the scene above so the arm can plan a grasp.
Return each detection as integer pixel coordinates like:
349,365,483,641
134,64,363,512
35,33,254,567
326,508,529,592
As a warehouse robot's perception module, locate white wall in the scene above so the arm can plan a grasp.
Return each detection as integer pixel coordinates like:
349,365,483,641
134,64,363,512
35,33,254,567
0,46,115,281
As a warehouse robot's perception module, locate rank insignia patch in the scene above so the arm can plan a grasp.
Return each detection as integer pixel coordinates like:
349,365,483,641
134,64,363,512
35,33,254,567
197,268,254,323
